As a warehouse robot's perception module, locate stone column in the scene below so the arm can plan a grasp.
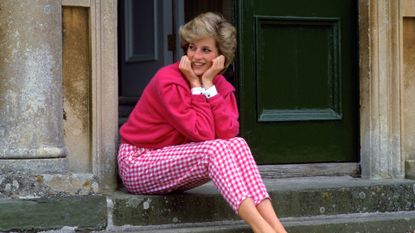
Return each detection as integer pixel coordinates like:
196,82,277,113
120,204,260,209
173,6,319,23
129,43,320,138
0,0,67,173
359,0,403,179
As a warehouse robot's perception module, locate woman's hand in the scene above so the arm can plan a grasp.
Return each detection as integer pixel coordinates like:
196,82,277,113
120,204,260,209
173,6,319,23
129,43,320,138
179,55,201,88
202,55,225,88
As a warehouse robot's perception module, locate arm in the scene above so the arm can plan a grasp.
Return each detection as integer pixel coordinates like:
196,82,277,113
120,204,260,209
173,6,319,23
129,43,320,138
157,81,216,142
208,91,239,139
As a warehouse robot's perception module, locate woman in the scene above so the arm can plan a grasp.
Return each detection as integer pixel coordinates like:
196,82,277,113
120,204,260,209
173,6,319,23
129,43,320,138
118,12,288,233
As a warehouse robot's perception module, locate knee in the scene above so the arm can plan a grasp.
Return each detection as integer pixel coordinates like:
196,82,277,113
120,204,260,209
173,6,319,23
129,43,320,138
228,137,251,151
228,137,249,147
204,139,233,161
229,137,248,145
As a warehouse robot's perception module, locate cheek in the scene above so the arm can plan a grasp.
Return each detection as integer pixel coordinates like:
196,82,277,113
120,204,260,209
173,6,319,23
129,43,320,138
207,55,217,64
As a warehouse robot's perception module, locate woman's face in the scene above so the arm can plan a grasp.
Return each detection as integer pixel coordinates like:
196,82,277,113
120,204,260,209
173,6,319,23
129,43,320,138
186,37,219,77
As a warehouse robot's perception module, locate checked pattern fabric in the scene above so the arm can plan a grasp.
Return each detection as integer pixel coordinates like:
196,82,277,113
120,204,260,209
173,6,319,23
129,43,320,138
117,137,269,213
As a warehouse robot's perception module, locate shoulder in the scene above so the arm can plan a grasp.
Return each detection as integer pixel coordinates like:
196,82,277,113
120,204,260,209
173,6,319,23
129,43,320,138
147,62,189,97
213,75,235,95
156,62,180,76
152,62,188,87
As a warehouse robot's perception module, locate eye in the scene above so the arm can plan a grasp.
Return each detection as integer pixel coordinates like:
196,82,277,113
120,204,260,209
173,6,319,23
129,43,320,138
202,48,212,53
188,44,196,51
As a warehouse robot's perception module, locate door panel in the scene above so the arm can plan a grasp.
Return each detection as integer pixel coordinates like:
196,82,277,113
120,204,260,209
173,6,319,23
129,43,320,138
118,0,177,125
238,0,358,164
119,0,172,98
256,17,341,122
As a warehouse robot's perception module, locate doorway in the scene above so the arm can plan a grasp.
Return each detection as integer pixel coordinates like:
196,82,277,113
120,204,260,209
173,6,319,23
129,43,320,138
118,0,234,126
117,0,359,166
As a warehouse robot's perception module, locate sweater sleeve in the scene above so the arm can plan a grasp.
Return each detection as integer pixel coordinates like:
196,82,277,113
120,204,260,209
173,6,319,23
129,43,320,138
156,81,216,142
207,91,239,139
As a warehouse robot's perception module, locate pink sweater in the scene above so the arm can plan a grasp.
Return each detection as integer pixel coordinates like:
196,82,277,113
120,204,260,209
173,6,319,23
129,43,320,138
120,62,239,149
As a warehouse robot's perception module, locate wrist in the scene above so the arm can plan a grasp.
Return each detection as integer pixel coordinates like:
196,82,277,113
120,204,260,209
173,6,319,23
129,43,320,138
202,80,213,89
189,80,202,88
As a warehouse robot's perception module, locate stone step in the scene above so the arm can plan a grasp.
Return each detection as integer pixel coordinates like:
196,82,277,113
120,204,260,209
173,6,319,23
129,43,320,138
109,176,415,227
103,211,415,233
2,176,415,232
0,195,107,232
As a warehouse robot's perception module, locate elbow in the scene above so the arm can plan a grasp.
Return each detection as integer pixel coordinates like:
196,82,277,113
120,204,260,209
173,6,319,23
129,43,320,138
216,127,239,140
201,130,216,141
189,128,215,142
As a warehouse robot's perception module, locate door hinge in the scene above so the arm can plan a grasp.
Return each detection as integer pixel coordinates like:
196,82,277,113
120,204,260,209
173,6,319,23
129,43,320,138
168,34,176,52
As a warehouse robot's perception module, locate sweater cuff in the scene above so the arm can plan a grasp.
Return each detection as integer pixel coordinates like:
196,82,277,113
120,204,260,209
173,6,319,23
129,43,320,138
191,87,204,95
204,85,218,99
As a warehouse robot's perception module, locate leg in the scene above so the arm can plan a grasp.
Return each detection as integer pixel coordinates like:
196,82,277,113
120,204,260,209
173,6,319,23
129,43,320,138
239,198,276,233
118,140,284,232
119,140,250,212
117,143,211,194
226,137,269,205
257,199,287,233
226,138,287,233
118,139,251,206
202,139,252,212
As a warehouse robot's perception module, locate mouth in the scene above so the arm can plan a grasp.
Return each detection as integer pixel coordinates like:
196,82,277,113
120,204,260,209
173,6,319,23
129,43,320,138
191,62,206,68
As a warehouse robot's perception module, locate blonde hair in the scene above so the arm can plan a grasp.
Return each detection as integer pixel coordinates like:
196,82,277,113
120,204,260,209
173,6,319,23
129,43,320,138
179,12,237,70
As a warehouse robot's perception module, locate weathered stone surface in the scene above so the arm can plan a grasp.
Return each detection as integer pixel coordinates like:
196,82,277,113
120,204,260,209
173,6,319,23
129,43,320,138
359,0,403,179
0,195,107,232
0,170,99,198
272,180,415,217
109,177,415,227
0,0,65,159
406,160,415,179
99,211,415,233
63,6,92,173
110,188,235,226
2,176,415,232
402,17,415,163
285,212,415,233
0,158,68,175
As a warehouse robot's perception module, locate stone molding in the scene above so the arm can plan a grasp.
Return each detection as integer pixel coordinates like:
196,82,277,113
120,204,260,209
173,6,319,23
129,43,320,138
90,0,118,191
62,0,90,7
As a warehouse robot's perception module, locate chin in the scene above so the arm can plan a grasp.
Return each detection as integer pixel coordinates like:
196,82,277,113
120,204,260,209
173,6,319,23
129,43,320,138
193,70,206,77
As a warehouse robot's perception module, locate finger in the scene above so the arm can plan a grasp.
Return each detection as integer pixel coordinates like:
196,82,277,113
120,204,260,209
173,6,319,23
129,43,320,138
179,56,186,68
180,56,191,70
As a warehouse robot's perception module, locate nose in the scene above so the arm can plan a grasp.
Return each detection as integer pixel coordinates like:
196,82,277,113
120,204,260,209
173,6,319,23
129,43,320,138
191,48,203,60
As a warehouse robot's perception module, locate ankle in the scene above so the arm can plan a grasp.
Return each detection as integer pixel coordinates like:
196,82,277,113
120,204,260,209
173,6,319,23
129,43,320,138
273,226,287,233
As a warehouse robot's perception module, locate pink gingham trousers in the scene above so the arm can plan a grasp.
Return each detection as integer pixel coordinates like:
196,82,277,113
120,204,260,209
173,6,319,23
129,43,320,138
117,137,269,213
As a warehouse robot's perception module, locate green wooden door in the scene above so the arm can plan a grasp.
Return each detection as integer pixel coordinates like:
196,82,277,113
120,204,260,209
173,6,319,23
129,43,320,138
237,0,359,164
